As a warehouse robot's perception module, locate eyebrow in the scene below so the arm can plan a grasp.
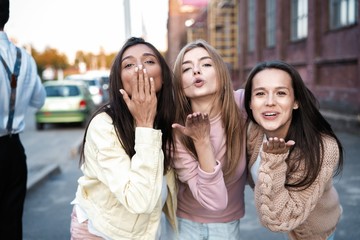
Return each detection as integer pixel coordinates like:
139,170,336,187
121,52,157,63
182,56,212,65
252,86,290,91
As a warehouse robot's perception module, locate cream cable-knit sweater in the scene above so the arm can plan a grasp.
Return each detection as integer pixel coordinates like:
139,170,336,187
247,123,342,240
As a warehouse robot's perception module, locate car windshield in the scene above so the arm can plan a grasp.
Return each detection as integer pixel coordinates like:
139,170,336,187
45,85,80,97
87,80,97,86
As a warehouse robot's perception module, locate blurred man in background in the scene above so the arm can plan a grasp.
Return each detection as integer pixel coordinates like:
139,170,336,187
0,0,45,238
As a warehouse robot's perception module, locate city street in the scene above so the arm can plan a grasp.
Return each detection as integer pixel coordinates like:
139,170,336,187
21,107,360,239
20,107,83,239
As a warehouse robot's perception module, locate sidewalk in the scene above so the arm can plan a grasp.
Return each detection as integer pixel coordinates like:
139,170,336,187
321,110,360,134
26,136,82,192
27,163,60,191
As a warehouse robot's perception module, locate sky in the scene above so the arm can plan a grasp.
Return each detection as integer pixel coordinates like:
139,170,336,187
5,0,169,63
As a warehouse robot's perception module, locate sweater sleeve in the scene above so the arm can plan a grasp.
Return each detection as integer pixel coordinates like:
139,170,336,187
173,138,228,211
254,136,340,232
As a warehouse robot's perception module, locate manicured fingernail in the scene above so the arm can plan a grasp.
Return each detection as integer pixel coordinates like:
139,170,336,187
143,68,147,74
138,65,143,70
150,77,153,81
119,89,124,95
135,67,138,72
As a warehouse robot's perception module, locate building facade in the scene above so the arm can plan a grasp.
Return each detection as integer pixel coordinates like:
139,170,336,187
168,0,360,116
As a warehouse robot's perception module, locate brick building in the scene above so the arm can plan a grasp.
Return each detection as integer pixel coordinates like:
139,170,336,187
167,0,208,67
167,0,360,120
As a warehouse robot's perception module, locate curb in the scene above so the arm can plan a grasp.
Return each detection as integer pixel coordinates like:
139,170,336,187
27,163,61,192
26,137,82,193
321,110,360,135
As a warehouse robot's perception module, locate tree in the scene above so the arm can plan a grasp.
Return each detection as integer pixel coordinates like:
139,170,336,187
32,46,69,78
36,47,69,69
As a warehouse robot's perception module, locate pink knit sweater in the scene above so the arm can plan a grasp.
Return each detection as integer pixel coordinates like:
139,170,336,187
247,123,342,240
174,90,247,223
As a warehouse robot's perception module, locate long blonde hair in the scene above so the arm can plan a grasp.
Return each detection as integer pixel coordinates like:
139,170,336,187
172,39,245,179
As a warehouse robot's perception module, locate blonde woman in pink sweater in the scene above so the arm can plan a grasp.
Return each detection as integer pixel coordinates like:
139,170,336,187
244,60,344,240
171,39,247,239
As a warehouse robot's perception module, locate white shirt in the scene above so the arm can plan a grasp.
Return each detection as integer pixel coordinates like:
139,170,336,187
250,135,267,184
0,31,45,136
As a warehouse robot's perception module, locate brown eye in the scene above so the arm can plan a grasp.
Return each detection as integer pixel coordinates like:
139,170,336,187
254,91,265,96
182,67,191,73
123,63,134,69
144,60,155,64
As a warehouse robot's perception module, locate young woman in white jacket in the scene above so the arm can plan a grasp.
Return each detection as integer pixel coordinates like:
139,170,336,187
70,37,177,240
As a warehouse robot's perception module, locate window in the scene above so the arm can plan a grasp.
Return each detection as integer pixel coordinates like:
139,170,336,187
330,0,358,29
291,0,308,41
45,86,80,97
266,0,276,47
248,0,256,52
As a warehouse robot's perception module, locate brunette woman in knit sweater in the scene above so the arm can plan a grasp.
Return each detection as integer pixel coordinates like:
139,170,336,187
244,60,343,240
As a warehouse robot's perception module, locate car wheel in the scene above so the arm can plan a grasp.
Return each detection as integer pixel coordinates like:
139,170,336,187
36,122,44,130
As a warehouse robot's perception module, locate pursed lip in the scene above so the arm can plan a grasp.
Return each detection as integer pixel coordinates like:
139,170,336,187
192,77,205,87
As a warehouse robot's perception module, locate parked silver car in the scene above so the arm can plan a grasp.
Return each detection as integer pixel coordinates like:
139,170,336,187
65,73,105,106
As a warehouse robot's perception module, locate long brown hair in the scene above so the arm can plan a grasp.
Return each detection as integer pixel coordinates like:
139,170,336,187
80,37,175,175
172,39,245,179
244,60,344,189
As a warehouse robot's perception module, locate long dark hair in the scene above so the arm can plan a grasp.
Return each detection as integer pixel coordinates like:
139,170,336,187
80,37,175,175
244,60,343,189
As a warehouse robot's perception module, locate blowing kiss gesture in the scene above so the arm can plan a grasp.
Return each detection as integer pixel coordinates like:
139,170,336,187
120,65,157,128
